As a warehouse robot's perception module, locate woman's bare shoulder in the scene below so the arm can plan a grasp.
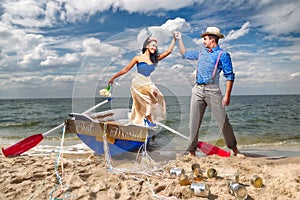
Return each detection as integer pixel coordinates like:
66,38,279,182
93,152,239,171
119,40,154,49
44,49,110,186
135,54,143,60
133,54,145,63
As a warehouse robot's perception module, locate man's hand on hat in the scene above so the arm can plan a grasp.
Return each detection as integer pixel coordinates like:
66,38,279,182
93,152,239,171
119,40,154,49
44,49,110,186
173,31,182,40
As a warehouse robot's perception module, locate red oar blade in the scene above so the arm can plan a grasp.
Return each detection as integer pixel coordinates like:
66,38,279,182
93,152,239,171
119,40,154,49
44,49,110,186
2,134,43,157
197,141,231,157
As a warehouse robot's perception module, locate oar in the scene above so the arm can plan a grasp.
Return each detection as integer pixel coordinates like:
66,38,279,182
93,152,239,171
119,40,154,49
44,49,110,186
156,121,230,157
156,121,188,140
2,97,112,157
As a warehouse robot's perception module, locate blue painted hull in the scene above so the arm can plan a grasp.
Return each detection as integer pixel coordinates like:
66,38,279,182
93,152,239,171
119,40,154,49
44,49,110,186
77,133,148,156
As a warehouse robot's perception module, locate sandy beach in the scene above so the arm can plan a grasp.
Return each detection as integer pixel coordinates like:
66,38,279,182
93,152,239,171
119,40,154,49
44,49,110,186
1,142,300,200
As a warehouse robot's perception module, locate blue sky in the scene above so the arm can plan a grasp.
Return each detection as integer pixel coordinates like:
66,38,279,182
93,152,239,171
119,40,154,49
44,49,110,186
0,0,299,99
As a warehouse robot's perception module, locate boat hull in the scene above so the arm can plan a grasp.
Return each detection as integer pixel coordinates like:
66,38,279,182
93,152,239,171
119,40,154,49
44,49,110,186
65,109,156,156
77,134,147,156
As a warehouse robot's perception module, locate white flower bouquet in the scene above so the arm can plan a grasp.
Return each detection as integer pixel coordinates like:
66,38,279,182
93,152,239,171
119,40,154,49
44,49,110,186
99,84,111,97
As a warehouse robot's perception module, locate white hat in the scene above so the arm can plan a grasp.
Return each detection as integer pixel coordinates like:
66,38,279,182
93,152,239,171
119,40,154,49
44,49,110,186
201,27,224,38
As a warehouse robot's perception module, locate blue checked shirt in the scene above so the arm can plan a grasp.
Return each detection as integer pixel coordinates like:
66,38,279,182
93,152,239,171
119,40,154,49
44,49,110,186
183,45,235,84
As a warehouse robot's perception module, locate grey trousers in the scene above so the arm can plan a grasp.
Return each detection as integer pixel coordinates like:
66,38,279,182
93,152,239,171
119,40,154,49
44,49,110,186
187,84,237,152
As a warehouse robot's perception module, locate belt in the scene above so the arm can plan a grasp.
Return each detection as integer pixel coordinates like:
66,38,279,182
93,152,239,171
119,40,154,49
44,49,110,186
196,83,207,86
196,83,218,87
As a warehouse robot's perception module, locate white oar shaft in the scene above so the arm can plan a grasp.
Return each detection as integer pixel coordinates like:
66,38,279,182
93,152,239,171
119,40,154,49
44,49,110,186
156,121,188,140
42,97,112,137
43,123,64,136
83,97,112,114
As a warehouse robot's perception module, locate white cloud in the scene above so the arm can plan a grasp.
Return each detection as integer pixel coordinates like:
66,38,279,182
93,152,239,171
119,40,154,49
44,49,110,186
0,21,51,71
141,17,192,46
20,44,49,65
225,21,251,41
58,0,195,24
160,17,192,32
116,0,194,13
1,0,197,28
0,74,74,88
251,1,300,35
289,72,300,79
41,53,80,66
0,22,43,53
82,38,120,57
63,0,112,22
3,0,297,40
1,0,60,27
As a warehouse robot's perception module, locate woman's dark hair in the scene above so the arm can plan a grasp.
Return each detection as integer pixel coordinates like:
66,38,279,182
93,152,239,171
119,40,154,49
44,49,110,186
142,37,159,66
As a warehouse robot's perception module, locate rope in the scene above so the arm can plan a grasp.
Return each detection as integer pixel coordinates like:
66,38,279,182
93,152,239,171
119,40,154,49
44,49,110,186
100,126,183,199
56,125,65,185
99,122,187,199
49,125,71,200
103,133,114,172
135,133,152,162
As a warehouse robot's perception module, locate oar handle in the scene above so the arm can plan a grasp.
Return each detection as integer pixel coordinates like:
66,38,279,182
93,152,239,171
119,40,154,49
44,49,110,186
84,97,112,114
156,121,188,140
43,123,64,136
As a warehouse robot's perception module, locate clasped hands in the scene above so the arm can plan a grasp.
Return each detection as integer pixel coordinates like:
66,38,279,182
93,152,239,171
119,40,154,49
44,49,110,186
173,31,182,40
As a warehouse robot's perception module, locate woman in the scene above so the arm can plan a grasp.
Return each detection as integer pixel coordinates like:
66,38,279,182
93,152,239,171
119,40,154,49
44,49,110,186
108,34,176,127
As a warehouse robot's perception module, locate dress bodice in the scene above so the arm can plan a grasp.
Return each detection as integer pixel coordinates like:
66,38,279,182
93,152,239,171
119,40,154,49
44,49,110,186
137,62,155,77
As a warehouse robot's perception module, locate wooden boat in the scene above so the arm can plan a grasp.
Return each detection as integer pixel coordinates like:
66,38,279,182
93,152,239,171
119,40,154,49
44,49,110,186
65,108,158,156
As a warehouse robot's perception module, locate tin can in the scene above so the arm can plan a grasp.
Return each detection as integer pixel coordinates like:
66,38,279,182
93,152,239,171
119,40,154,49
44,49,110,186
234,171,240,183
193,167,203,181
191,163,200,171
169,168,184,176
191,163,202,181
190,182,210,197
207,168,217,178
178,174,190,186
229,182,248,200
251,175,263,188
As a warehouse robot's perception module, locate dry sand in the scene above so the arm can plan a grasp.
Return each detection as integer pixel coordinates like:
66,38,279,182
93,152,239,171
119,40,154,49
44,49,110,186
0,145,300,200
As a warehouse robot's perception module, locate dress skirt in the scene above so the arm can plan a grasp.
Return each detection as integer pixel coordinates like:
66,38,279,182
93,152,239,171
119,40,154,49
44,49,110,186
129,73,166,126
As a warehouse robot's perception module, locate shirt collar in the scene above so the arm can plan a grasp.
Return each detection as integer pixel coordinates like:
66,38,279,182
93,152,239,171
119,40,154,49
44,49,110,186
207,45,220,53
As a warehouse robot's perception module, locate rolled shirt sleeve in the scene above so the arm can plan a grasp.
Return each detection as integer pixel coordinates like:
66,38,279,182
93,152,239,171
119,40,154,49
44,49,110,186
221,52,235,82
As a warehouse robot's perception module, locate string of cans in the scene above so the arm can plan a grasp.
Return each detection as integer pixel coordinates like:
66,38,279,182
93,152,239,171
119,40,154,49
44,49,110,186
169,163,263,199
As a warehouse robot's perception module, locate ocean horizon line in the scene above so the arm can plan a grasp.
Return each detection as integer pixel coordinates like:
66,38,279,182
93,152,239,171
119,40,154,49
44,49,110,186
1,93,300,100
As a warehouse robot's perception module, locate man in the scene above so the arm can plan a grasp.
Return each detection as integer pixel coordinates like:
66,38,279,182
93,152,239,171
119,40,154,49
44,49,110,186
175,27,244,157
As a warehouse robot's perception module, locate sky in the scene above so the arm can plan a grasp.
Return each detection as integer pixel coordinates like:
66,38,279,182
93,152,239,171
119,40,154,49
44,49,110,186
0,0,300,99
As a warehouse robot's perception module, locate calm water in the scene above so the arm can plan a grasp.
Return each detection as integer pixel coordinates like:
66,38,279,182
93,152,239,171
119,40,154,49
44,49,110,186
0,95,299,149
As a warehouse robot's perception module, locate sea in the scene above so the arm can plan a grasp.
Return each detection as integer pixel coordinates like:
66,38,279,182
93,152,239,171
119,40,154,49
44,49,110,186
1,95,300,153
